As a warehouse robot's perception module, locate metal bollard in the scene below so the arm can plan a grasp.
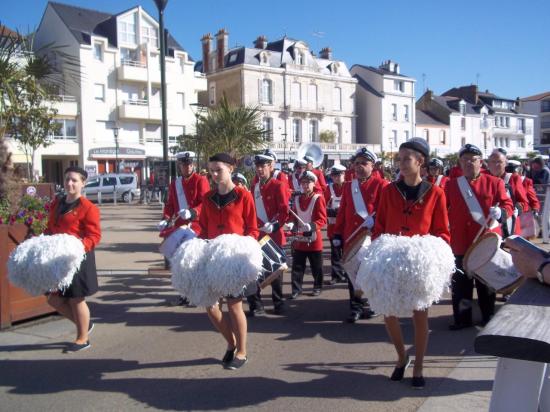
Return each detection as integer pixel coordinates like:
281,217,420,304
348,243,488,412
98,191,102,205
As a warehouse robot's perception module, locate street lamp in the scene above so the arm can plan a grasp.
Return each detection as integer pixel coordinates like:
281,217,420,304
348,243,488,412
112,126,120,172
282,132,288,162
153,0,169,162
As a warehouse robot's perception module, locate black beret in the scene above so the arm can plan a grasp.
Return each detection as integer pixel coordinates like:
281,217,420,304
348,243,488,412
208,152,236,165
64,166,88,180
459,144,482,157
399,137,430,159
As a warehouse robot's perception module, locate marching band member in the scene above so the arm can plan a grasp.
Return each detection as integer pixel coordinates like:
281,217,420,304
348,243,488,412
487,148,529,237
344,159,356,181
287,171,327,298
510,160,541,214
160,151,210,306
426,158,449,190
323,164,348,285
247,152,289,316
232,172,249,190
199,153,259,370
332,148,388,323
251,149,290,189
445,144,514,330
46,166,101,353
304,155,328,192
289,158,308,195
373,137,450,389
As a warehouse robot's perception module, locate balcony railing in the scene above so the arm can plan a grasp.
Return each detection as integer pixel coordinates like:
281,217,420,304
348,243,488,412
121,59,147,68
124,98,148,106
57,95,76,102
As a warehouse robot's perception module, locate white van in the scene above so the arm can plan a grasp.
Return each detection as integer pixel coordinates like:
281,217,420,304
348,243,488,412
83,173,141,203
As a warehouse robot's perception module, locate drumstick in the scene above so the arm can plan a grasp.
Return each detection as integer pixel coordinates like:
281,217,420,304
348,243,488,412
345,213,376,244
289,209,307,226
472,203,499,244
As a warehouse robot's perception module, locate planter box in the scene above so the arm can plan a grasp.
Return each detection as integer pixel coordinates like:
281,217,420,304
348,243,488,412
0,224,55,329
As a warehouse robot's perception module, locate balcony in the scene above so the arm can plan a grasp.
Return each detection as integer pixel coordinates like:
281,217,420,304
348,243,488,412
118,99,161,121
117,60,161,83
541,120,550,130
51,95,78,116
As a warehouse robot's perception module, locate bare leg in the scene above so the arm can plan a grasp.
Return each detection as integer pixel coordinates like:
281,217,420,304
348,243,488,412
412,309,429,377
68,297,89,344
47,294,75,323
227,298,247,359
206,301,236,349
384,315,407,366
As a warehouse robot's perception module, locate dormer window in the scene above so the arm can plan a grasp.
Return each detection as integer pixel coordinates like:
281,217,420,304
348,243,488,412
259,51,269,66
118,13,137,44
296,52,304,65
459,101,466,115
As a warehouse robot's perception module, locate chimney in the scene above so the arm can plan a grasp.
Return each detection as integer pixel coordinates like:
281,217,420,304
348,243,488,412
254,35,268,49
216,28,228,70
201,33,212,73
319,47,332,59
380,59,398,73
394,63,400,74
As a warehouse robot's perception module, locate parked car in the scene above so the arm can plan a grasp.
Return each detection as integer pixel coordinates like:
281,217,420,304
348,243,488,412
83,173,141,203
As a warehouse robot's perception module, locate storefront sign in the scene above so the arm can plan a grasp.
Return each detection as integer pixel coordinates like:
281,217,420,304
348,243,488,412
89,147,146,157
153,161,170,188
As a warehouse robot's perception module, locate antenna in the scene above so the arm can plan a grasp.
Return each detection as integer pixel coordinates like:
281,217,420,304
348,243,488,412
476,73,480,86
422,73,427,92
312,30,325,54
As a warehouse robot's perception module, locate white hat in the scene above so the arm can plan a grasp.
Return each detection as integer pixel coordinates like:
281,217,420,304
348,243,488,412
330,164,347,174
303,155,315,164
507,159,521,167
176,151,196,162
294,158,308,167
354,147,378,163
232,173,248,185
299,171,317,182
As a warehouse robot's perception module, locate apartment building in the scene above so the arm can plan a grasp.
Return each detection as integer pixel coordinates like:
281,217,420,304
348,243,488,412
520,91,550,154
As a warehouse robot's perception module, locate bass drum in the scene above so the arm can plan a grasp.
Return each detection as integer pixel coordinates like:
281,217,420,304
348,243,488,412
341,228,371,296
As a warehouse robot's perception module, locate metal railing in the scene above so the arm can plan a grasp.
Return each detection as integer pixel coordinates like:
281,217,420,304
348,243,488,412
124,98,148,106
121,59,147,68
57,95,77,102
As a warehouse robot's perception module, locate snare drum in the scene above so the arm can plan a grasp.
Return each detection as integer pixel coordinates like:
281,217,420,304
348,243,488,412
463,232,524,294
257,235,288,289
159,226,196,259
342,229,371,294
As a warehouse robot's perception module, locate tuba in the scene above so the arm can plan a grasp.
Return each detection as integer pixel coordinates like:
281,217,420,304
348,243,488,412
296,143,324,168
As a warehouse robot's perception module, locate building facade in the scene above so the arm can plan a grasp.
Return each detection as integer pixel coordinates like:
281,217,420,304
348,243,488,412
520,91,550,154
200,30,370,162
24,2,206,184
351,61,416,153
415,109,451,157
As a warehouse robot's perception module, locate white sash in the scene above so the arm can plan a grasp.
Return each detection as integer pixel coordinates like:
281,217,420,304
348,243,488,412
292,174,301,192
503,173,514,235
351,179,369,220
273,170,280,179
253,181,269,224
294,194,319,242
521,175,525,183
457,176,485,226
175,177,189,210
504,173,512,197
435,175,443,187
328,183,342,224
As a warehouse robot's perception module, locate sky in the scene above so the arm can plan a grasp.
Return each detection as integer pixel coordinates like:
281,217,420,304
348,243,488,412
2,0,549,99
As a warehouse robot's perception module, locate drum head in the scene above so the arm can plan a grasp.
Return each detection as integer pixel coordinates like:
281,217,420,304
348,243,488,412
342,228,370,261
464,232,501,273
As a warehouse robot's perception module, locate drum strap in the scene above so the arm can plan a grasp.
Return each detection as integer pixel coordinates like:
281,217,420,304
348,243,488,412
351,179,369,220
175,177,189,210
254,181,269,224
503,173,515,237
457,176,485,226
435,175,443,187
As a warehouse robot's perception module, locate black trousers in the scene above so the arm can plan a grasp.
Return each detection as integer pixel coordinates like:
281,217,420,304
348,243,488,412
330,244,347,281
291,249,323,294
246,275,284,310
451,255,496,325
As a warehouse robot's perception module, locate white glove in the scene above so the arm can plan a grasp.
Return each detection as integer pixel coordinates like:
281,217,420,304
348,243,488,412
332,238,341,247
513,207,519,218
284,222,295,231
157,220,168,231
300,223,312,232
261,222,274,233
489,206,502,221
362,215,375,229
178,208,192,220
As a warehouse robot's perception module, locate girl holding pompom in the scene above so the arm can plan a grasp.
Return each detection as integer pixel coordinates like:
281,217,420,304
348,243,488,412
372,138,450,389
46,166,101,353
199,153,259,370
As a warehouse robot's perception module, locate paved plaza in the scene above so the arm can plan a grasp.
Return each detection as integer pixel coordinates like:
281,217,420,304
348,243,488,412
0,204,498,411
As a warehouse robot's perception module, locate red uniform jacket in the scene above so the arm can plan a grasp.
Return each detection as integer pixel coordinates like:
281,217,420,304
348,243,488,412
372,169,384,181
372,181,450,243
291,193,327,252
199,186,259,240
333,176,388,243
445,173,514,255
345,168,356,182
426,175,450,191
47,196,101,253
163,172,210,235
522,175,541,212
252,170,290,202
311,168,327,192
323,182,344,239
288,172,323,194
499,173,529,213
252,177,289,246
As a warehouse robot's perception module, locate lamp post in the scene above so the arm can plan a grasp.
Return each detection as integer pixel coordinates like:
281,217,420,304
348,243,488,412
389,137,394,169
282,132,288,162
153,0,169,162
112,126,120,204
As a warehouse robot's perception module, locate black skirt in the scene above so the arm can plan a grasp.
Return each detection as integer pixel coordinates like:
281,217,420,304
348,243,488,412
61,251,98,298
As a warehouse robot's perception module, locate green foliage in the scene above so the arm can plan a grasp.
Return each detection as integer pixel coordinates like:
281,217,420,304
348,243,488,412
527,151,541,159
444,152,458,166
0,194,50,235
319,130,336,143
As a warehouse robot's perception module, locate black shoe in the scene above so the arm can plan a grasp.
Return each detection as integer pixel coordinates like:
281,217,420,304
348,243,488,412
326,279,337,286
448,322,473,331
273,304,285,315
311,289,321,297
346,312,364,323
225,356,248,370
246,308,266,318
390,356,411,381
412,376,426,389
364,308,380,319
221,348,236,365
63,341,91,353
288,292,301,300
169,296,189,306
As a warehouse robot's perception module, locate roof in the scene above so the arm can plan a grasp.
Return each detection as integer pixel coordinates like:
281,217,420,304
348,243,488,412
521,91,550,102
416,109,447,126
353,74,384,98
352,63,411,79
47,2,189,58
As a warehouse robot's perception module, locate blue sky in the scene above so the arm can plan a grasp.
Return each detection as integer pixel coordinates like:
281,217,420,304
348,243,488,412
2,0,549,99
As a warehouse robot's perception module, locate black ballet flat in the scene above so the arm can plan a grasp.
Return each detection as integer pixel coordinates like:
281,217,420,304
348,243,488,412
221,348,236,365
390,356,411,381
412,375,426,389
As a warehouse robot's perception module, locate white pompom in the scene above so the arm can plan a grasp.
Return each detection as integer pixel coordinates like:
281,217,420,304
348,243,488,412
356,234,455,317
205,234,263,297
8,234,86,296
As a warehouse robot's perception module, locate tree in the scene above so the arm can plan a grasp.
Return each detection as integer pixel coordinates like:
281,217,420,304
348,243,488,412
444,152,458,166
319,130,336,143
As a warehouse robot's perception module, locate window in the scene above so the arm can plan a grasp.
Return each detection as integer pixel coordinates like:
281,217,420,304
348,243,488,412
394,80,404,92
542,132,550,145
291,82,301,108
309,120,319,142
333,87,342,111
103,177,117,186
145,123,161,142
494,137,498,146
141,26,158,48
120,47,138,63
86,178,100,188
461,117,466,130
440,130,446,144
542,100,550,113
404,105,409,121
391,104,397,120
94,83,105,101
459,102,466,115
461,137,466,146
518,118,525,132
296,52,304,65
519,138,525,148
119,176,134,185
308,84,318,110
292,119,301,142
422,129,429,142
505,137,510,147
392,129,398,144
179,56,186,73
261,79,273,104
335,122,342,143
118,16,137,44
263,117,273,141
404,130,409,141
94,43,103,61
505,117,510,128
177,92,185,110
169,125,184,143
51,118,77,140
